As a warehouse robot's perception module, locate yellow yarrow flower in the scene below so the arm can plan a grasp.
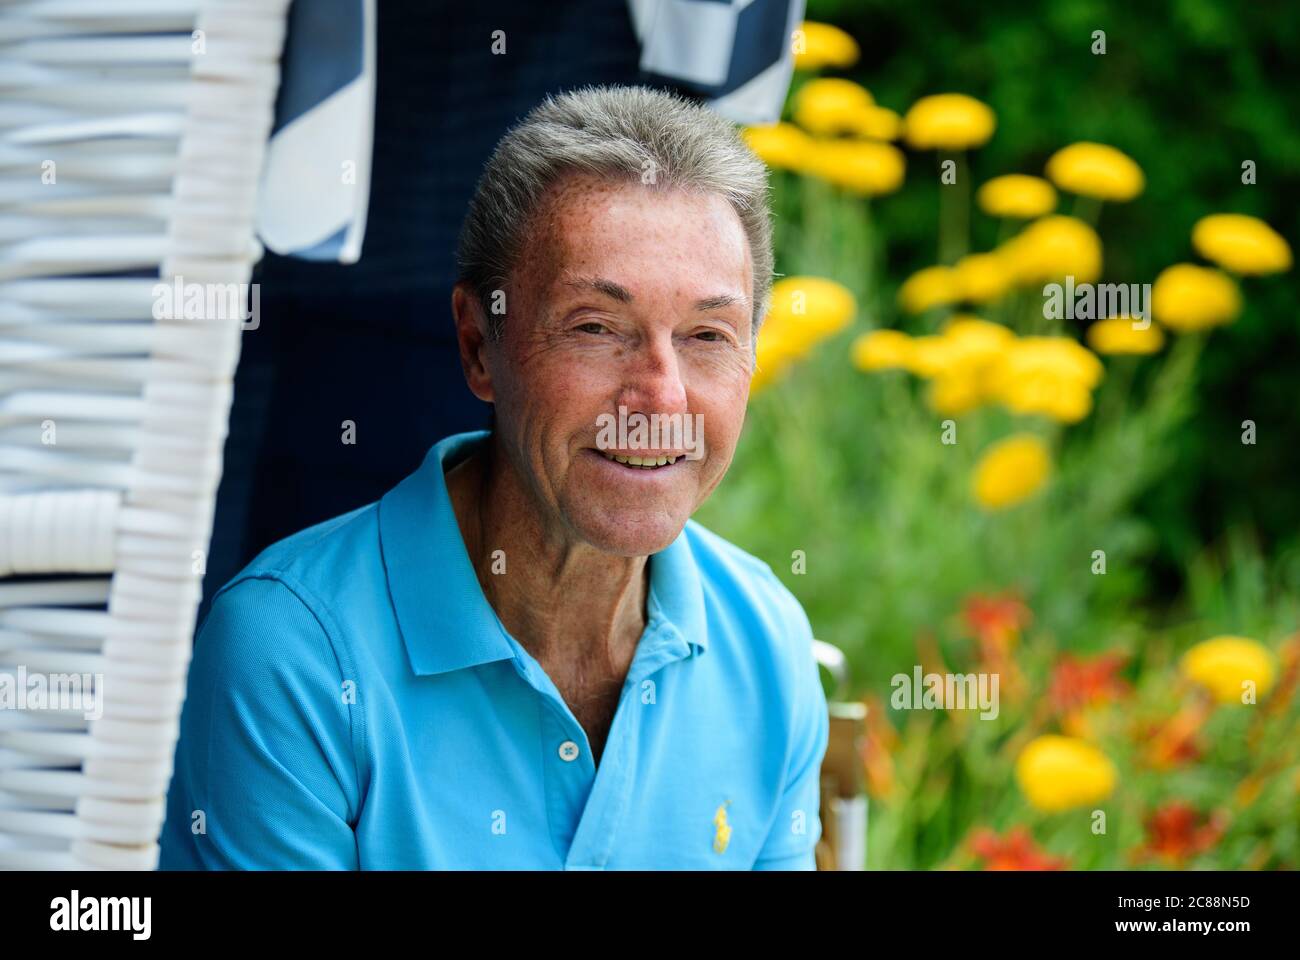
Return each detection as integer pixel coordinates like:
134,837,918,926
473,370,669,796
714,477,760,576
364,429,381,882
793,21,860,71
992,374,1094,422
766,275,857,345
977,174,1058,219
1015,735,1118,813
805,139,906,196
755,322,800,366
905,318,1009,377
742,122,815,173
953,252,1014,303
916,318,1013,414
972,433,1052,509
1011,336,1104,387
941,316,1019,364
849,105,903,141
1020,381,1092,422
1192,213,1293,275
903,334,958,377
1085,317,1165,355
986,337,1102,423
851,329,912,371
1152,264,1241,332
1001,215,1102,285
862,317,1014,416
903,93,996,150
1182,636,1277,705
927,373,985,415
1045,142,1144,201
897,265,960,313
942,315,1015,347
751,277,856,395
769,276,857,330
793,78,874,135
751,325,796,393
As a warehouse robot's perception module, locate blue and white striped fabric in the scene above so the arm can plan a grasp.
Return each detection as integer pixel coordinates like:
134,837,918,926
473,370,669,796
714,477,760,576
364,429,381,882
255,0,800,264
627,0,805,125
255,0,375,264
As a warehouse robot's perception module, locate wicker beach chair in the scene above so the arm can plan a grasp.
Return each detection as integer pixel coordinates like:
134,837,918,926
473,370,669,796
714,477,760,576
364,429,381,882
0,0,290,869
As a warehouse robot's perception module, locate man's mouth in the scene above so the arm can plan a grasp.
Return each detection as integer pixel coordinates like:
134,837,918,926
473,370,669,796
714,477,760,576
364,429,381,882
597,451,681,469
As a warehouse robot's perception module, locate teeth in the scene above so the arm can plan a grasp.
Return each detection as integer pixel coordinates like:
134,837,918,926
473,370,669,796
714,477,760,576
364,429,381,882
599,452,679,468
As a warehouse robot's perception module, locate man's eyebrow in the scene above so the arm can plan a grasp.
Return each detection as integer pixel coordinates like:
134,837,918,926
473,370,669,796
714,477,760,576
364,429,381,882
562,276,633,303
562,276,748,312
693,293,748,312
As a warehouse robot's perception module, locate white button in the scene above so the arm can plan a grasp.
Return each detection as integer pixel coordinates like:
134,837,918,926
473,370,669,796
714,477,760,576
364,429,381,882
558,740,580,762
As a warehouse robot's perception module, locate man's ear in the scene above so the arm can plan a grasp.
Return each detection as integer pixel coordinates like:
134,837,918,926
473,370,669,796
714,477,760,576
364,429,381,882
452,281,495,404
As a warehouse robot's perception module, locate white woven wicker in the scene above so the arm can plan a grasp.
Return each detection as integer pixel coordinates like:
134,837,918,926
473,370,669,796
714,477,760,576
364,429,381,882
0,0,289,869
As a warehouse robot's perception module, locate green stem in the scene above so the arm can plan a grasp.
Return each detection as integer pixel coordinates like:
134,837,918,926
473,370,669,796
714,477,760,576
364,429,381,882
1071,195,1103,228
1098,354,1138,427
860,196,879,295
938,150,970,265
1017,286,1042,335
798,174,827,274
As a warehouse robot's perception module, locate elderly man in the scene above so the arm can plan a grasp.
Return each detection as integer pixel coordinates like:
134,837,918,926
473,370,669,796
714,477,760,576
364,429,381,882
159,85,829,870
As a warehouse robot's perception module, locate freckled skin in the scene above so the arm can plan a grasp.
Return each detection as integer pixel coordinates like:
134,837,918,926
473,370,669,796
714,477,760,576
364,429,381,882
447,172,756,764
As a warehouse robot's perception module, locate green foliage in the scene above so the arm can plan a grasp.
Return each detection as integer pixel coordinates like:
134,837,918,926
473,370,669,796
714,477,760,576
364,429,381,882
805,0,1300,575
695,7,1300,867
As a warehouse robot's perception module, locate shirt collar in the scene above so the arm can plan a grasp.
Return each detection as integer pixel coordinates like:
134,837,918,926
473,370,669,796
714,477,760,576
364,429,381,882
378,430,708,678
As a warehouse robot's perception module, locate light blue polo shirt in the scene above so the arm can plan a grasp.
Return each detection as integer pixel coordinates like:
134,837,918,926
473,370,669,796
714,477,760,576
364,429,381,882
159,430,828,870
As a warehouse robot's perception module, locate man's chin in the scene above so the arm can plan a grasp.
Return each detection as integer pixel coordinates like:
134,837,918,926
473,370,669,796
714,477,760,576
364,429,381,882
564,507,689,557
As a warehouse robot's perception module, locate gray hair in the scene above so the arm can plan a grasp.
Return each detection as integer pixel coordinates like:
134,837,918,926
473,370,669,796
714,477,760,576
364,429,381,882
455,84,774,345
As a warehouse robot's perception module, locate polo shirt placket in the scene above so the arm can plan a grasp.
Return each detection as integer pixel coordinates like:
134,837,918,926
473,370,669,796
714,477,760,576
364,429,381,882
502,613,694,869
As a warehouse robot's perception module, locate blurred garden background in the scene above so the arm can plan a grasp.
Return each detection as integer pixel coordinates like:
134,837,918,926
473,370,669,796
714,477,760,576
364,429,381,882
695,0,1300,869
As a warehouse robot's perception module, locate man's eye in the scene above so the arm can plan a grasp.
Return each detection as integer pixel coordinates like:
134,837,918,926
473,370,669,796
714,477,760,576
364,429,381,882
694,329,725,342
575,321,606,335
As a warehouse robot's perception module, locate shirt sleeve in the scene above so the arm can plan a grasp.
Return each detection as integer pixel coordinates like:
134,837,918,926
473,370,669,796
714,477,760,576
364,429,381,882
752,578,829,870
158,575,361,869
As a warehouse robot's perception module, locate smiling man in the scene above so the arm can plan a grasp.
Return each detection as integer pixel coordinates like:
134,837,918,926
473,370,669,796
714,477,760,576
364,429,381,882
159,84,829,870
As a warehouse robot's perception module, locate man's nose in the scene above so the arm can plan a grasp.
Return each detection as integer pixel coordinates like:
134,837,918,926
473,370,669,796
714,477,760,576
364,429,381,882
617,335,689,414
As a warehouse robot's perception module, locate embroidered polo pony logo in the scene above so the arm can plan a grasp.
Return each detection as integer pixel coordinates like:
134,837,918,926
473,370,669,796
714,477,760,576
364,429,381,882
712,800,732,854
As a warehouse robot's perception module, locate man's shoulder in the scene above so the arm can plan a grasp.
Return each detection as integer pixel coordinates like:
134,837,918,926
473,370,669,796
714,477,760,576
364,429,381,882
682,518,784,589
207,501,381,622
191,503,388,705
681,521,825,754
681,519,813,646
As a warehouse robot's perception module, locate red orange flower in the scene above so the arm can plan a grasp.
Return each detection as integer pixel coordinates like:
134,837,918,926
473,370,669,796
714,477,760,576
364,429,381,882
1048,652,1131,736
1048,652,1130,714
969,826,1067,870
963,591,1032,660
860,693,898,801
1131,802,1226,866
1141,699,1212,769
961,591,1032,702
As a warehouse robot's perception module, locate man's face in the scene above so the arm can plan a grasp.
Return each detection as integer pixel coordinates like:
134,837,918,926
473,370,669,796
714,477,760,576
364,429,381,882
478,173,755,556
